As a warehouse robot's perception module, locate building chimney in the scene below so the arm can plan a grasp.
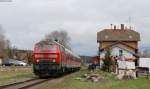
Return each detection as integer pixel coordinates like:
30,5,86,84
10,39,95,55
121,24,124,30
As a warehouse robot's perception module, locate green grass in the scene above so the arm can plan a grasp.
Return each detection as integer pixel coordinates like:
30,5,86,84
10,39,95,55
1,67,149,89
0,66,35,85
33,68,150,89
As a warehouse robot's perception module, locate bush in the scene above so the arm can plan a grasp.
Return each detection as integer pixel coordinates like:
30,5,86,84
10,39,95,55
102,48,112,72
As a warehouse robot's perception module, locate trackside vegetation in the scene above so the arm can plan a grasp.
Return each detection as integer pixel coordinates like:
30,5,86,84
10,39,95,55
31,68,150,89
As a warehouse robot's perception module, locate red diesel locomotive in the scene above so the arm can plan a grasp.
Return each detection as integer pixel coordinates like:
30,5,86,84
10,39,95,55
32,40,81,77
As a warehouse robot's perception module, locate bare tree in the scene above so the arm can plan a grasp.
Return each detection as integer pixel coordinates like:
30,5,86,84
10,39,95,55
0,25,13,59
0,26,7,58
5,40,13,58
45,30,71,50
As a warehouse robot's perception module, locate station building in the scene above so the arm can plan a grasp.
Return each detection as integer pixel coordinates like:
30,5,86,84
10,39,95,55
97,24,140,65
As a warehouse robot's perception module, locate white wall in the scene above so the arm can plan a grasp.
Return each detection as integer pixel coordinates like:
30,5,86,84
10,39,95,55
139,58,150,73
118,60,135,69
139,58,150,68
100,46,134,59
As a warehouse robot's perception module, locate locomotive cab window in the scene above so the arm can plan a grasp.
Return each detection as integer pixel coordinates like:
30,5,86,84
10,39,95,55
35,44,56,51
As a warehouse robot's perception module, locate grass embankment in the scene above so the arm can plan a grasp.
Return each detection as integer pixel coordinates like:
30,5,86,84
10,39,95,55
0,66,35,86
33,68,150,89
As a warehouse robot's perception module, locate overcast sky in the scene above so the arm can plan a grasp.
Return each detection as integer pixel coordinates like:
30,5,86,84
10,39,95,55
0,0,150,56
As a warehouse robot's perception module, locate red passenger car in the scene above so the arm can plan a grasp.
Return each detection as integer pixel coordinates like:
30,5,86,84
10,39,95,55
32,40,81,77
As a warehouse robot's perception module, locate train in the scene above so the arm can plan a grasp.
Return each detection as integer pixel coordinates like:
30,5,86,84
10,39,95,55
32,40,81,78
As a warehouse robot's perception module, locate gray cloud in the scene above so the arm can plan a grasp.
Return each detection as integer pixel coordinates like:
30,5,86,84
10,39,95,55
0,0,150,55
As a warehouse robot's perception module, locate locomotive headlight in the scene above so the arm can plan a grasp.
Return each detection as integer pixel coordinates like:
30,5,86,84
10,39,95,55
52,59,56,62
36,59,40,63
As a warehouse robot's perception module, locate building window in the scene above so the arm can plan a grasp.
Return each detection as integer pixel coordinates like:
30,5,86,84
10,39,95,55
119,50,123,56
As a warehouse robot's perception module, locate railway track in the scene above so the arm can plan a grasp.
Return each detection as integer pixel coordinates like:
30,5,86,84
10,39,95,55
0,78,50,89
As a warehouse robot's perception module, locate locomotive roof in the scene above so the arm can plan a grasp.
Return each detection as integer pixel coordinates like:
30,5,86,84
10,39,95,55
54,41,80,59
36,40,53,45
64,48,80,59
36,40,80,59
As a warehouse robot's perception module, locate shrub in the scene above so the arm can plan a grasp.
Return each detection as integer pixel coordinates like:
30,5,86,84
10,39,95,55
102,48,112,72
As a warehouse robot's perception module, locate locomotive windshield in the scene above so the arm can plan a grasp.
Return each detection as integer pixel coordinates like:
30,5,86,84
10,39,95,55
35,43,56,51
